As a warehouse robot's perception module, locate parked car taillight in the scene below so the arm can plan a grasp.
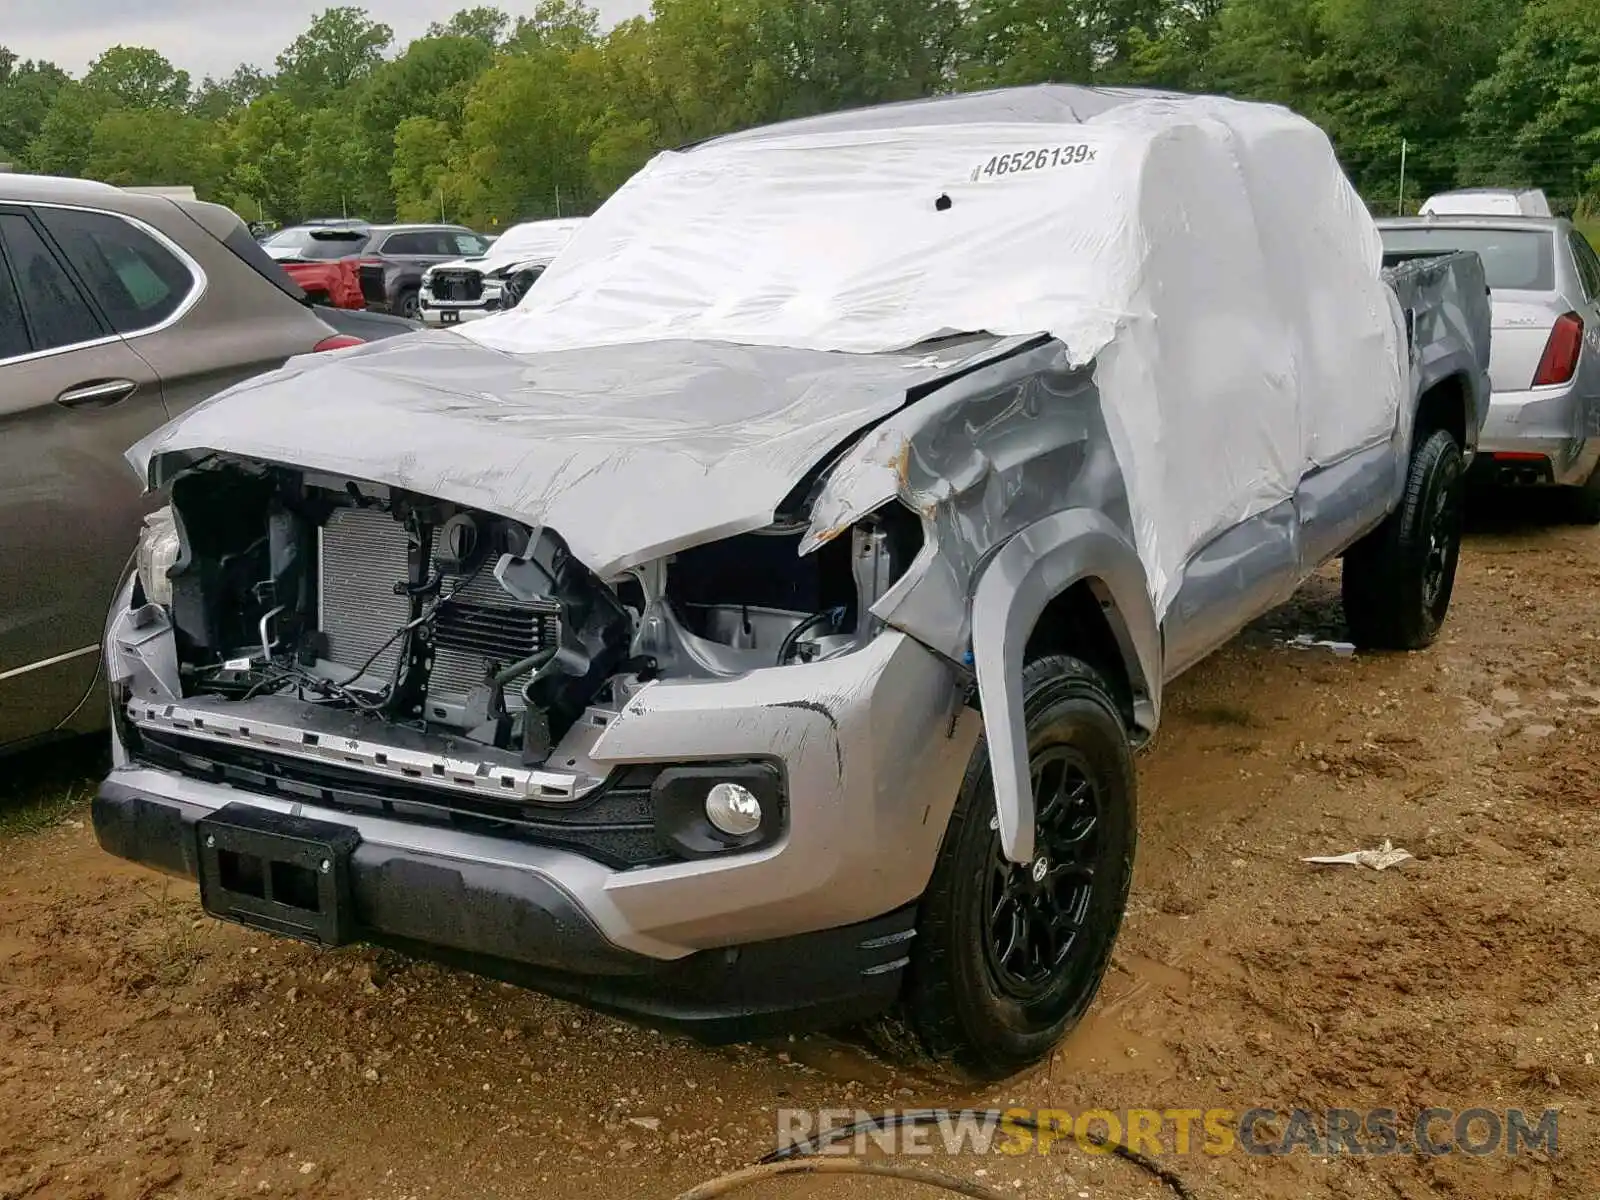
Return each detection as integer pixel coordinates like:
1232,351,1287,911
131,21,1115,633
314,335,364,352
1531,312,1584,387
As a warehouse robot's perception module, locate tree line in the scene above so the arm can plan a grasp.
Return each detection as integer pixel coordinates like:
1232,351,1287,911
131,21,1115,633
0,0,1595,231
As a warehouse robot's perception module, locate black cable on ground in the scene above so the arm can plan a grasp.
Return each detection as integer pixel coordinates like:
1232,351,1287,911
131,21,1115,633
756,1108,1200,1200
674,1157,1012,1200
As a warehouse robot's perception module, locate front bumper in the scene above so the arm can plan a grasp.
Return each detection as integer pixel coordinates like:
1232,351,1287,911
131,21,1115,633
1478,384,1600,486
420,302,501,325
100,584,980,1008
93,775,917,1039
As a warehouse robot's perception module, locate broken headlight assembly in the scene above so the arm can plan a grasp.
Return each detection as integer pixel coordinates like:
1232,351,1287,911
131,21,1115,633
624,503,921,679
135,506,180,608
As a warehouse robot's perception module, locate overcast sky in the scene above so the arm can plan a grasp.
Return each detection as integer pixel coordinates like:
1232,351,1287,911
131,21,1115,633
1,0,653,80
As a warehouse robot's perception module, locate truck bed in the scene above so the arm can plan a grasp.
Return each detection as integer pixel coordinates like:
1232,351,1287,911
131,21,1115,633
1381,249,1493,431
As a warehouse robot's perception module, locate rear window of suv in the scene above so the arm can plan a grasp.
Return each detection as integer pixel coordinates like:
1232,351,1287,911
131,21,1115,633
36,207,197,333
1379,226,1556,291
264,227,371,259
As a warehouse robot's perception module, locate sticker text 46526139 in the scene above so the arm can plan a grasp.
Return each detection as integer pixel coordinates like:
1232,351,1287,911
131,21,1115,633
971,144,1099,182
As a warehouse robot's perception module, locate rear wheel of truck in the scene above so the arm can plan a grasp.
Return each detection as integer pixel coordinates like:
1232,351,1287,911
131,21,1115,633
905,655,1136,1081
1342,428,1465,651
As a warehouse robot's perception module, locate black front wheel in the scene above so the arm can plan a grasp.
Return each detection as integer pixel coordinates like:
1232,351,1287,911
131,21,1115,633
1342,428,1465,650
905,655,1136,1081
396,288,421,321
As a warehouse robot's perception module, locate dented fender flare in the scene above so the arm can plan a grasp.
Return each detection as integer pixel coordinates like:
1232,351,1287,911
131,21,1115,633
970,509,1160,864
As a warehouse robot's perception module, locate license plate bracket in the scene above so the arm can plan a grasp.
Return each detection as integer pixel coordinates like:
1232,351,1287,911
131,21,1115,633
195,804,360,946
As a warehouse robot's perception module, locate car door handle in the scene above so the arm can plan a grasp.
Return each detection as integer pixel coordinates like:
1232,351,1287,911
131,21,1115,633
56,378,139,409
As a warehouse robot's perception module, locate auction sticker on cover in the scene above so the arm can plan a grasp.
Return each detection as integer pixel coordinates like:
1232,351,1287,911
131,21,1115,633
971,143,1101,182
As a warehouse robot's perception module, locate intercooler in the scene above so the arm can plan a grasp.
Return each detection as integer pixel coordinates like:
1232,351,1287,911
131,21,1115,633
318,507,559,717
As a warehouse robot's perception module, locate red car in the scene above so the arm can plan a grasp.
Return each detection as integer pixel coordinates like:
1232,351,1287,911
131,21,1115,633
260,225,370,309
279,258,364,309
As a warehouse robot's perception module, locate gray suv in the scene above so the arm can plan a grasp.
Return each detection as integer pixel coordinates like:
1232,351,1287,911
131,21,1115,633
0,174,413,755
354,224,492,319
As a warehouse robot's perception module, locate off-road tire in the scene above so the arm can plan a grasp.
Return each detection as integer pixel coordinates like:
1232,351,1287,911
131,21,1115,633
904,655,1136,1081
1566,461,1600,525
1342,428,1465,651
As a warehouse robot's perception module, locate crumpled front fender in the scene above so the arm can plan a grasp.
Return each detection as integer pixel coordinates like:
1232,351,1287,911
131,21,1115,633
970,509,1160,864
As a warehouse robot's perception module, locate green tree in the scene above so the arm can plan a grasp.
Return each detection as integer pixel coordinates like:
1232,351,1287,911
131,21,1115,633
508,0,602,53
299,106,372,218
83,45,191,109
1464,0,1600,210
0,51,69,161
391,116,460,220
961,0,1174,88
12,0,1591,224
453,47,597,223
961,0,1096,86
427,6,514,47
26,83,117,175
1201,0,1523,202
275,7,393,106
1310,0,1525,201
608,0,771,147
83,107,224,191
1204,0,1328,109
747,0,965,118
227,92,310,223
567,29,661,192
1121,0,1225,90
348,35,495,221
191,65,271,120
359,35,493,133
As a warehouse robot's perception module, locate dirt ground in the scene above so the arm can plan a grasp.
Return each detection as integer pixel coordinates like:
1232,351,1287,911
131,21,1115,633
3,496,1597,1200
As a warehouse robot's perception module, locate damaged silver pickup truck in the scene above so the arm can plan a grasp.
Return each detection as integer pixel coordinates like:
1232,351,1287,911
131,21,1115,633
93,86,1492,1079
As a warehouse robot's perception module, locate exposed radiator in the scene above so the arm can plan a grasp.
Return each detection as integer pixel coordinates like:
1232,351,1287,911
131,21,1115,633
318,508,558,714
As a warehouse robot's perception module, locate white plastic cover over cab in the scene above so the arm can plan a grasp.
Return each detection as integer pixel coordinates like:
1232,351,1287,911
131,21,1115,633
464,93,1407,616
486,217,586,260
431,217,586,277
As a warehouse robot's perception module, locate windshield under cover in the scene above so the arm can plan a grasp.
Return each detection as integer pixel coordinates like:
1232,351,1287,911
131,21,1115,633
463,121,1140,359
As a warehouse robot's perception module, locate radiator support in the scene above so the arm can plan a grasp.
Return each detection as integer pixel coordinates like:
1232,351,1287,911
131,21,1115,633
317,507,560,729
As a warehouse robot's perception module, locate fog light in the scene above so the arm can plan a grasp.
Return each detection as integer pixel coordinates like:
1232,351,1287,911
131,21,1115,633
704,783,762,837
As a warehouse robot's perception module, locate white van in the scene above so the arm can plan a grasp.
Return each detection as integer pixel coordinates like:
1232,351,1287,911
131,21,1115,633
1420,188,1552,218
